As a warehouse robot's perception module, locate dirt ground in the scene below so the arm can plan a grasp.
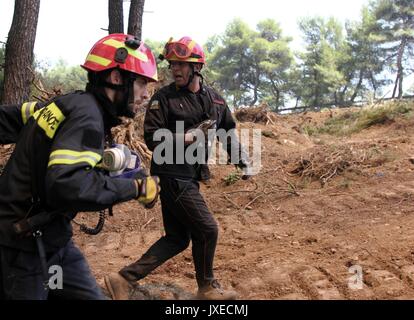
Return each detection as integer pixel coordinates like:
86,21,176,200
3,104,414,300
73,104,414,300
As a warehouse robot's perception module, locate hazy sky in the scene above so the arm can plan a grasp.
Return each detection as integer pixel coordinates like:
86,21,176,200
1,0,371,66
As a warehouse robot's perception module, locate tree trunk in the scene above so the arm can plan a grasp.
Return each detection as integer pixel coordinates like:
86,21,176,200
392,73,400,99
398,69,404,99
128,0,145,40
313,70,319,109
108,0,124,34
340,84,348,105
370,73,377,100
251,87,258,106
270,79,280,107
351,69,364,103
275,88,280,107
392,37,406,99
397,38,406,99
1,0,40,105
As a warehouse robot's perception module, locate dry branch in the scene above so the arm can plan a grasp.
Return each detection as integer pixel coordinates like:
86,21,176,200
235,103,276,124
290,144,388,186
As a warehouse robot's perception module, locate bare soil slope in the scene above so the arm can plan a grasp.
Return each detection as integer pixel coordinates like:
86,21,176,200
3,102,414,300
75,102,414,300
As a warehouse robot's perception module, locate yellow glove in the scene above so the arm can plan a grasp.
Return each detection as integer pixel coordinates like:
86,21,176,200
135,176,161,208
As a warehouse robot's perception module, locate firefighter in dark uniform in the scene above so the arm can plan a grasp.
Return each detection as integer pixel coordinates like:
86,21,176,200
0,33,160,300
105,36,250,300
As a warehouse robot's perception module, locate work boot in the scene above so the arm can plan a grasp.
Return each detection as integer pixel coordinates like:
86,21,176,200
104,272,135,300
197,280,238,300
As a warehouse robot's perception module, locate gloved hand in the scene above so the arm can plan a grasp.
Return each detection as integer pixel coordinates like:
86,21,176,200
196,119,217,136
236,160,253,180
241,167,253,180
186,119,217,144
135,176,161,209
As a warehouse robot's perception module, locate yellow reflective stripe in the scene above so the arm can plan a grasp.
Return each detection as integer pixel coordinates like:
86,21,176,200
34,102,65,139
187,40,196,51
48,158,97,167
21,101,37,124
48,150,102,168
86,54,112,67
50,150,102,160
169,57,201,63
21,103,29,124
103,39,148,62
29,102,36,118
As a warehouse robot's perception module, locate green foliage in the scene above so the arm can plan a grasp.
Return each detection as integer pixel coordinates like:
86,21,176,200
36,59,87,93
208,19,254,107
223,171,241,186
296,17,349,107
144,39,171,84
343,7,388,102
305,101,414,136
207,18,293,109
1,3,402,110
370,0,414,97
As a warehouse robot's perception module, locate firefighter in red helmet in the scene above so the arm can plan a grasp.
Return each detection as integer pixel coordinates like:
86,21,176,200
159,36,206,88
81,33,158,121
0,34,160,300
105,36,251,300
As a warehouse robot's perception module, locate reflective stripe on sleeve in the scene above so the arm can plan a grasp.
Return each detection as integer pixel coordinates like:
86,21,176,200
21,102,38,124
48,149,102,168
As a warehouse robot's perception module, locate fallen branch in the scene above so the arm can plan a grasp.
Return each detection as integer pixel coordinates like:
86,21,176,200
266,114,275,125
222,194,241,209
141,217,155,230
243,195,263,210
223,181,259,195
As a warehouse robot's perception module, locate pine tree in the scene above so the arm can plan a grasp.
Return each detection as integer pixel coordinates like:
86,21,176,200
372,0,414,98
1,0,41,104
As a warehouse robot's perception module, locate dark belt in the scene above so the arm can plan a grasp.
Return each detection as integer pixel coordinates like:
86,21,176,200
12,210,56,291
33,230,49,290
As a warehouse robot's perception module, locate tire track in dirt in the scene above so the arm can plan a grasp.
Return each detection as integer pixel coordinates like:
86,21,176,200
289,266,343,300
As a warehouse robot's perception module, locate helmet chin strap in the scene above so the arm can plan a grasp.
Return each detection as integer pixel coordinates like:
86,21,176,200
179,64,204,90
100,74,137,119
117,78,136,118
195,70,204,87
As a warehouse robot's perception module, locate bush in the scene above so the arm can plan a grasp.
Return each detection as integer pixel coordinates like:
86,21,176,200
223,172,241,186
36,59,87,94
305,101,414,136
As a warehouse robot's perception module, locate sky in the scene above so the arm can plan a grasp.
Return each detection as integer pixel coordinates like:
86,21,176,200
1,0,371,65
0,0,413,92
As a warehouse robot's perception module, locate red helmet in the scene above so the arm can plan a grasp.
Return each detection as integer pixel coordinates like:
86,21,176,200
160,36,205,64
81,33,158,82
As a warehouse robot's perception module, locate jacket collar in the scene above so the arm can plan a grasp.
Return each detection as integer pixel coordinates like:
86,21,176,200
173,81,207,95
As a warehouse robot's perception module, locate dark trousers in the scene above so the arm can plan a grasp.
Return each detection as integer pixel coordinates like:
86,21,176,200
120,177,219,288
0,240,106,300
